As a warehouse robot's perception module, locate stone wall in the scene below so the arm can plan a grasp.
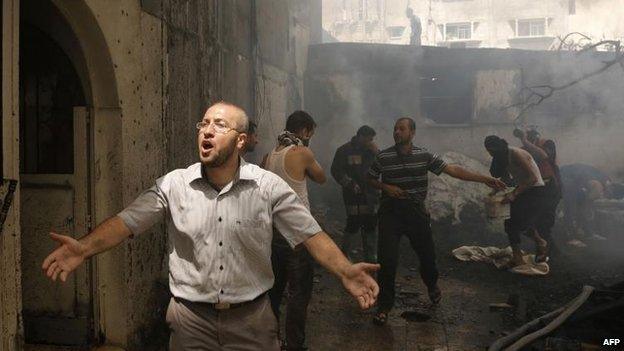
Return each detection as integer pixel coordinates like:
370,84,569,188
125,0,314,348
1,0,315,349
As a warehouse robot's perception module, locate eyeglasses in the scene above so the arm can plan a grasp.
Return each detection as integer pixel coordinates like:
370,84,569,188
196,120,240,134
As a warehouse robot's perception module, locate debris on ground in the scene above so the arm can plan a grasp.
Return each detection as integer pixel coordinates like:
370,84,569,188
428,152,492,224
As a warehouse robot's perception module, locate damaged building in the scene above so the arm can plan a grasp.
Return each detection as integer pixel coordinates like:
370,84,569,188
305,43,624,216
2,0,624,350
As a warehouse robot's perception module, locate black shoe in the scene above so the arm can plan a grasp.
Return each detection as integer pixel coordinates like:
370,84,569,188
428,286,441,304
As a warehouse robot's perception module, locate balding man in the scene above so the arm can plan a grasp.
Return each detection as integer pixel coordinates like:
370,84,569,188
42,102,380,350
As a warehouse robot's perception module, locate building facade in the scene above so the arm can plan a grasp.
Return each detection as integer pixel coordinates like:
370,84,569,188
1,0,321,350
323,0,624,50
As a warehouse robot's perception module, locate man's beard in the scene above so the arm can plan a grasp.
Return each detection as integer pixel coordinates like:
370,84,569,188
394,137,409,145
206,138,237,167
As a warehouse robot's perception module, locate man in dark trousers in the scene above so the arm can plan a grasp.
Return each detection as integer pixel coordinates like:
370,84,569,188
262,111,326,351
368,117,505,326
513,127,561,256
406,7,422,46
331,125,379,263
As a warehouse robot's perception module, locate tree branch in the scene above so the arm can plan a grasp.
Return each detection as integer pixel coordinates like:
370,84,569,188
505,34,624,123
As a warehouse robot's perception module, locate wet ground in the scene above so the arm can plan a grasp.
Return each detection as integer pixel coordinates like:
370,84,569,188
300,215,624,350
24,214,624,350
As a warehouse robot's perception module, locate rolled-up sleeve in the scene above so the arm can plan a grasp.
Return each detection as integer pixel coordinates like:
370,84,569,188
270,176,322,248
427,152,447,175
117,180,168,235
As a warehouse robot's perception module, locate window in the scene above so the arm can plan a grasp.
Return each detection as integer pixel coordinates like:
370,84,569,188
517,19,545,37
420,69,474,124
387,26,405,39
358,0,365,20
446,23,471,40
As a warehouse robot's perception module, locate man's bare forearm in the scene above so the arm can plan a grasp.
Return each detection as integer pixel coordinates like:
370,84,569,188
444,164,488,183
303,232,350,279
79,216,133,258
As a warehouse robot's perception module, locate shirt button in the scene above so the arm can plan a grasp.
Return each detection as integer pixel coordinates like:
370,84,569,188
219,265,223,270
219,241,223,246
218,217,222,222
220,289,224,294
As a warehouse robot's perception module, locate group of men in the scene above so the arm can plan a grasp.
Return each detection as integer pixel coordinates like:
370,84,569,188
560,163,624,240
484,129,561,267
40,100,620,350
43,103,378,351
331,117,506,325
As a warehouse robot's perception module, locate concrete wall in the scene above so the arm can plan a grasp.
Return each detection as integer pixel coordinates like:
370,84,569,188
305,43,624,206
2,0,22,350
570,0,624,42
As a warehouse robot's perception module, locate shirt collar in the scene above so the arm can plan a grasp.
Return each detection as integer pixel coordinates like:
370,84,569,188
187,157,258,185
238,158,257,181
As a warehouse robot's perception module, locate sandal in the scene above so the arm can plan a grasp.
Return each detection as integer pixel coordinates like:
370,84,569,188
372,311,388,326
500,259,523,270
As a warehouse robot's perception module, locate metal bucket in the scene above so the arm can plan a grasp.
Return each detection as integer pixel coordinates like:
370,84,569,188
485,193,510,219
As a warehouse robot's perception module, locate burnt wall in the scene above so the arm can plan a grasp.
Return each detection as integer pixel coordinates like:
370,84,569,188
305,43,624,207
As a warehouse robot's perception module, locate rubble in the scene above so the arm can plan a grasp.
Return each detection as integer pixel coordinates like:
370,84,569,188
427,151,492,224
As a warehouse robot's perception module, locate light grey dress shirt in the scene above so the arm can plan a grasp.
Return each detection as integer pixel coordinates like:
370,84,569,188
118,159,322,303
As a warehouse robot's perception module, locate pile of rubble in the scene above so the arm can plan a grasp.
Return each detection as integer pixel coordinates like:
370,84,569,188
427,151,493,224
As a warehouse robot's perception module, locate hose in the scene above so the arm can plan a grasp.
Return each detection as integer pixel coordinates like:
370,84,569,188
488,285,594,351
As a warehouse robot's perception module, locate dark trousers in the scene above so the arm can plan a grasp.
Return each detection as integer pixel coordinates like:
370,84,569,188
536,180,561,246
505,186,548,246
343,213,378,263
377,201,438,312
269,236,313,351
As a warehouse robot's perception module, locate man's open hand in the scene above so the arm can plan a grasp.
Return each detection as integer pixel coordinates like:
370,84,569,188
42,232,87,282
341,262,380,309
484,177,507,191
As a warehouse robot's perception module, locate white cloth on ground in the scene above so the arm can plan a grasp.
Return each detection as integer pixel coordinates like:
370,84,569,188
452,245,549,276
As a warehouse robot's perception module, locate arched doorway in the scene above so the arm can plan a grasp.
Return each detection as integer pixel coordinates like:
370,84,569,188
19,2,92,346
19,0,122,346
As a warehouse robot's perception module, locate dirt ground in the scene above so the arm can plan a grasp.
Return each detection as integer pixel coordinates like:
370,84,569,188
24,210,624,351
299,213,624,350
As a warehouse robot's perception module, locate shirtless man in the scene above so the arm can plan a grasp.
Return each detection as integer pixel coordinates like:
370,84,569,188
261,110,326,351
514,128,561,254
485,135,549,266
